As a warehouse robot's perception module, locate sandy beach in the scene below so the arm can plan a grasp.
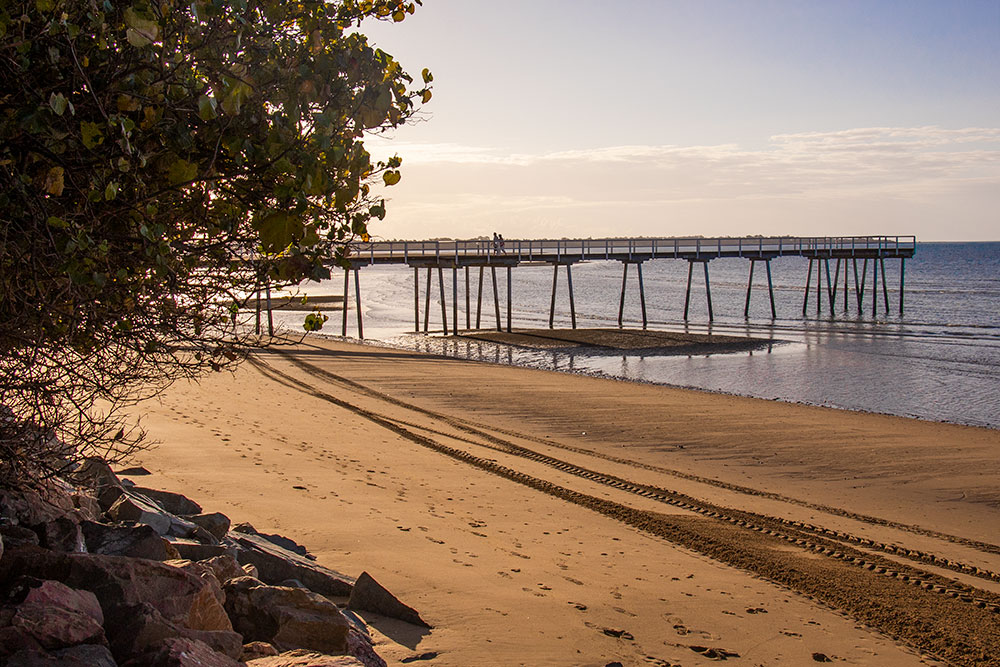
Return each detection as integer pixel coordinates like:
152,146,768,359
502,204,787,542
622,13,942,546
126,335,1000,666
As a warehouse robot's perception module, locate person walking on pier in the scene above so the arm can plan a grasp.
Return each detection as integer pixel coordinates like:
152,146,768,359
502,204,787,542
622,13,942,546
492,232,500,255
498,234,506,254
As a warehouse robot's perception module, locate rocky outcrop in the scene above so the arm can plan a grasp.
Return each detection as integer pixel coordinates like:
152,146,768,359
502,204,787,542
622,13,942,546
0,464,423,667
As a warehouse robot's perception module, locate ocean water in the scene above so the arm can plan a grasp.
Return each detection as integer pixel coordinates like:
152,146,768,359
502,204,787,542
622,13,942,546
273,242,1000,429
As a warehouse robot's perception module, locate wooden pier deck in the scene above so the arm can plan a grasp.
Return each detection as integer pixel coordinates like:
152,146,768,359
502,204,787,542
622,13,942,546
302,236,917,339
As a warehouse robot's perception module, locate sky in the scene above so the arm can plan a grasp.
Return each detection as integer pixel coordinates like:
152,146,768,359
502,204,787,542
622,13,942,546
361,0,999,241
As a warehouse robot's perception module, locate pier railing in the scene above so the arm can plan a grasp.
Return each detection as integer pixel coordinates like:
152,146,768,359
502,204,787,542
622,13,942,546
349,235,916,265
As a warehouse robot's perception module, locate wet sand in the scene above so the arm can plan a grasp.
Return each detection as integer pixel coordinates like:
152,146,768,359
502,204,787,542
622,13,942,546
460,327,774,355
127,336,1000,666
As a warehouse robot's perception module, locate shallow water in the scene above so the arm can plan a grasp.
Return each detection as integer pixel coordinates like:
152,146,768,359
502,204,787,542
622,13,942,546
272,242,1000,429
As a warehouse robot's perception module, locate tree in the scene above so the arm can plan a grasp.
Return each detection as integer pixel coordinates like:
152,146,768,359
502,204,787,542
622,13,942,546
0,0,431,486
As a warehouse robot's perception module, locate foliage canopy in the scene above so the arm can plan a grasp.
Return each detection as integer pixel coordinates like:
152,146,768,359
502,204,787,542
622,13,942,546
0,0,430,485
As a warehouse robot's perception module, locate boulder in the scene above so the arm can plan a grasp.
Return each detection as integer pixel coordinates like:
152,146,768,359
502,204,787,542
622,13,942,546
130,487,202,516
106,493,172,535
346,626,386,667
105,601,242,661
69,491,102,521
120,636,240,667
168,538,233,562
0,524,40,549
200,554,245,585
97,485,125,513
347,572,429,628
0,548,233,634
241,641,280,661
246,651,366,667
82,521,173,560
165,560,225,608
4,644,117,666
223,577,350,654
38,516,85,553
1,580,107,653
69,458,121,491
0,488,68,527
116,466,151,476
185,512,231,540
231,533,354,597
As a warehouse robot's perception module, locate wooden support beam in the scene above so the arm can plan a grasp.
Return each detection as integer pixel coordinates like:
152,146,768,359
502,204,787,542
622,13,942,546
802,258,813,316
342,267,349,336
452,266,458,336
872,256,879,318
844,258,849,312
765,259,776,319
413,266,419,332
265,282,273,336
824,259,834,316
476,266,484,329
899,257,906,315
353,268,363,339
566,264,577,329
831,258,841,307
423,266,431,333
704,261,714,321
880,257,890,314
506,265,512,333
465,267,471,330
491,266,501,331
816,256,822,314
637,262,647,330
437,266,448,335
684,261,694,321
549,263,559,329
744,260,755,318
857,258,867,315
618,262,628,328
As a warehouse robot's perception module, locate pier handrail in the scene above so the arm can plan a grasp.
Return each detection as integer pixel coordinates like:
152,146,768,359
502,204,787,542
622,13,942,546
349,235,916,264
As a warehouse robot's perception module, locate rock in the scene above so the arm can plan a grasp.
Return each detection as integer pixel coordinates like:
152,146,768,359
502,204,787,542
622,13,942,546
0,488,67,527
70,458,122,491
13,578,104,625
106,493,172,535
279,579,306,589
105,601,242,661
347,572,429,628
0,548,233,634
120,636,240,667
97,485,125,513
199,554,245,585
116,466,151,476
4,588,106,651
4,644,117,666
82,521,174,560
246,650,366,666
232,522,257,534
165,560,225,609
69,491,102,521
241,641,280,661
131,487,202,516
223,577,350,654
38,516,85,553
231,533,354,597
346,626,386,667
185,512,231,541
169,538,234,562
1,532,4,561
243,563,260,578
1,524,40,549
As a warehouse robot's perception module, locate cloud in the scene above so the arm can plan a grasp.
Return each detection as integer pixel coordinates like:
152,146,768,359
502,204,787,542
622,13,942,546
366,126,1000,241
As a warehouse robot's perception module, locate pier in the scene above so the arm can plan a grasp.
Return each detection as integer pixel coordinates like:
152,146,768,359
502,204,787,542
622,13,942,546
330,236,916,338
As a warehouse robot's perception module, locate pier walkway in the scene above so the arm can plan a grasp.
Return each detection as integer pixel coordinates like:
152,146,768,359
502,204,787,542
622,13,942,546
329,235,916,338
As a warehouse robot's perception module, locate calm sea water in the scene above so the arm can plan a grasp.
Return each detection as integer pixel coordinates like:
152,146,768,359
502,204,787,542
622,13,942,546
274,242,1000,429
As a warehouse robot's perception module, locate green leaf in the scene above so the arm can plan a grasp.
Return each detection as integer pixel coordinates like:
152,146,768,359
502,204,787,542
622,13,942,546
382,170,401,186
43,166,65,195
49,93,68,116
105,181,118,200
255,212,304,253
35,0,55,11
167,159,198,185
422,68,433,84
80,121,104,149
124,8,159,47
198,94,217,120
46,216,68,229
303,311,328,332
421,89,432,104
